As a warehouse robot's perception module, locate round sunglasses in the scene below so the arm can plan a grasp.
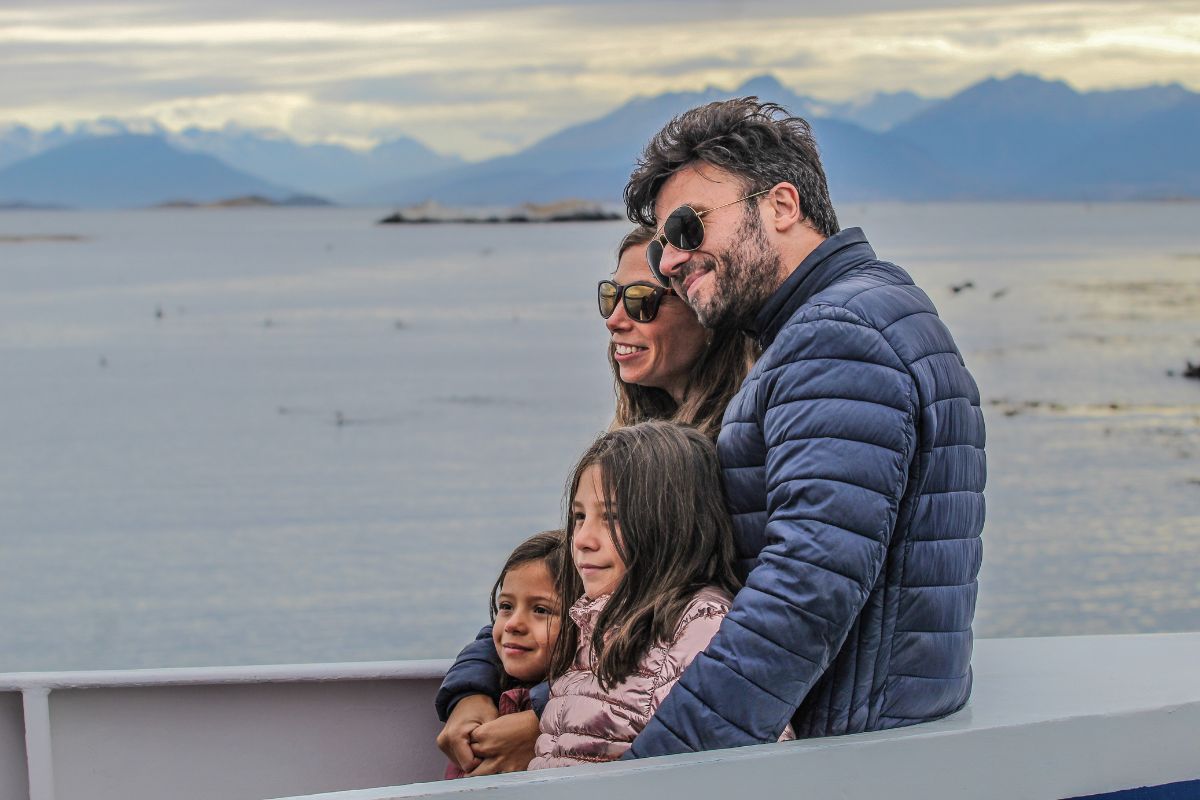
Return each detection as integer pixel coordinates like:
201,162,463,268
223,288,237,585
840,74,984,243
597,279,676,323
646,189,771,286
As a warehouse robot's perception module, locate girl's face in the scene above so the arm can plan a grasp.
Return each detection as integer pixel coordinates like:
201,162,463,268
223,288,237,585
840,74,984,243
571,464,627,598
492,560,561,683
606,244,708,404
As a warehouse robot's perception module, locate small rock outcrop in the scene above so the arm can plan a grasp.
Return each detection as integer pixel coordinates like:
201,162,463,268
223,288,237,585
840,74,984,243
378,198,619,224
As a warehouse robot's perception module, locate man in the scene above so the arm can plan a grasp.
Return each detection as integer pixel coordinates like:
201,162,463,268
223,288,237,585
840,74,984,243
436,97,985,766
619,97,985,756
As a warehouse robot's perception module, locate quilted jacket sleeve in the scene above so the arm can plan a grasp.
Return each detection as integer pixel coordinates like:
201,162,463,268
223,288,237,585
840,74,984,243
434,625,551,721
627,310,917,757
434,626,501,722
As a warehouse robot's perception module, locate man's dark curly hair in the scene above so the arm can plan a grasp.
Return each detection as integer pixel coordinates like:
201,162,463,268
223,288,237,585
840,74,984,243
624,97,839,238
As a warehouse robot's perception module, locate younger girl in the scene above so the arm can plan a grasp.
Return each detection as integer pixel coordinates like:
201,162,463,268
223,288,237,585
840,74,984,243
444,529,565,779
529,421,772,769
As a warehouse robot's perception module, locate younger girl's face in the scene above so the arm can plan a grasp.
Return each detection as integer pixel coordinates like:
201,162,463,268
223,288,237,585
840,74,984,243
492,560,561,684
571,464,627,598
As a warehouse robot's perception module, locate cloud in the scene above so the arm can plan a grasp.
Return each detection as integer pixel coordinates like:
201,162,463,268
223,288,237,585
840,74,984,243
1,0,1197,157
651,52,787,78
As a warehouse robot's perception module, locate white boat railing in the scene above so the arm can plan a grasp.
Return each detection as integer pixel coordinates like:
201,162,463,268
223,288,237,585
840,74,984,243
2,633,1199,800
0,659,452,800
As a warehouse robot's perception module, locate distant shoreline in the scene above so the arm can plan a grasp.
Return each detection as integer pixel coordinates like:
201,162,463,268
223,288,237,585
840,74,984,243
152,194,332,209
3,198,1198,215
377,199,621,225
0,233,86,243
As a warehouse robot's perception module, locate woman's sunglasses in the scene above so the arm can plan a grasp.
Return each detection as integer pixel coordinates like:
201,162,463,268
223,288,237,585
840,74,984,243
646,189,771,286
597,279,676,323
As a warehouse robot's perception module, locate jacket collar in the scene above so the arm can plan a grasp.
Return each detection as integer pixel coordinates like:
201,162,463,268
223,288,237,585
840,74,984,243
748,227,876,349
569,593,610,632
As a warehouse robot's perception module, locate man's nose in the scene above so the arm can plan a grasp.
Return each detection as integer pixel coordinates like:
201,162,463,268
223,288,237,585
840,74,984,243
656,245,690,279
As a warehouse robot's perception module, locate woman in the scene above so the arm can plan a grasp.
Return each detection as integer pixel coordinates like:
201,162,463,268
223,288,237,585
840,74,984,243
434,227,757,776
603,226,755,439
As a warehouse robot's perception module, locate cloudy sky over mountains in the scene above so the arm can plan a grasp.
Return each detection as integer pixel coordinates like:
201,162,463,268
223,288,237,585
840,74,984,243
2,0,1197,159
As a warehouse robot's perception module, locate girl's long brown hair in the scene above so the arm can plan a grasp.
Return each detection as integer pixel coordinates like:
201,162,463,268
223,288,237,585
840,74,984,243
609,227,759,440
548,421,741,691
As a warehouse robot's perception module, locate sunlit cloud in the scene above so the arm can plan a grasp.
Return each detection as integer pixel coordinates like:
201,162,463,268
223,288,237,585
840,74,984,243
140,92,313,132
1,0,1197,158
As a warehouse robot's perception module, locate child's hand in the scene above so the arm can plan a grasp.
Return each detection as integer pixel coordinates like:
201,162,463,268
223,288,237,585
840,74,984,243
466,710,539,775
436,694,498,773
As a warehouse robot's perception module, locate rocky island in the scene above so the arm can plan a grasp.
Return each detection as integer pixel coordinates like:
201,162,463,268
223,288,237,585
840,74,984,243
153,194,332,209
378,199,620,224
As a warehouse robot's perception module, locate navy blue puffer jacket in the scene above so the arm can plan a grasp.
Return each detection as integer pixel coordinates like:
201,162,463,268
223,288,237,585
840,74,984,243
627,227,985,757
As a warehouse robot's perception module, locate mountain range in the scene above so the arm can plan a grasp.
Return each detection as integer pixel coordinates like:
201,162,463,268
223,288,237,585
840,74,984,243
889,74,1200,200
1,73,1196,209
0,135,295,208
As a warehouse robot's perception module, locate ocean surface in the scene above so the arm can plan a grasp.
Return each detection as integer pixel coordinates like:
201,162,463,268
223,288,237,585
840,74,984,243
2,203,1198,673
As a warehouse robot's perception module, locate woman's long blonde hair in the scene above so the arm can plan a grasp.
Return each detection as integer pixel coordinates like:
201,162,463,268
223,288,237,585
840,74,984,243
609,226,758,439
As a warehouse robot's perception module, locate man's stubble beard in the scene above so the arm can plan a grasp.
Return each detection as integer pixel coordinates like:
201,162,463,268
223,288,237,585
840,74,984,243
688,210,781,332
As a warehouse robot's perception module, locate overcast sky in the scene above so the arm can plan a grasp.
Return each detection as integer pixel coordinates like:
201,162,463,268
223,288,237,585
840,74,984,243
2,0,1197,159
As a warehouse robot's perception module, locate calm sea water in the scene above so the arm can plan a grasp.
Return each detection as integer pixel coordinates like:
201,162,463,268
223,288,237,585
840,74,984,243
1,203,1198,673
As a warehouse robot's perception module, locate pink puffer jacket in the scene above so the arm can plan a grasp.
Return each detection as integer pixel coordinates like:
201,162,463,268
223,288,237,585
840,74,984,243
530,586,791,769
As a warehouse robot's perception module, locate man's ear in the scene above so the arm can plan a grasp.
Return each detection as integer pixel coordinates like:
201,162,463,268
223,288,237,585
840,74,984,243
765,182,804,233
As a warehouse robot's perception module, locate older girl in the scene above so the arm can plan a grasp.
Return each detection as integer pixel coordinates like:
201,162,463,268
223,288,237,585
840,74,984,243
529,421,745,767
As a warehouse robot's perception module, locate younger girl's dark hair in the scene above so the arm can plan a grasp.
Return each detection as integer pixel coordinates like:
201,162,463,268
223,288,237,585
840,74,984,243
609,227,758,440
489,529,567,622
548,421,740,691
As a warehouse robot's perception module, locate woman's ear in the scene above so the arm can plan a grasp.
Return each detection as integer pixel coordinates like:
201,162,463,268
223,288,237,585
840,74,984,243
765,182,804,233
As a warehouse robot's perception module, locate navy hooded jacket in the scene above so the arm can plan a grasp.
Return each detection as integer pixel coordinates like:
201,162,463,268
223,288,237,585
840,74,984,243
436,228,985,757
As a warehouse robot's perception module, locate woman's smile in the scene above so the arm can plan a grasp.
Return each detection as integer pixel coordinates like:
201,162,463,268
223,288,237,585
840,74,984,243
606,244,707,403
